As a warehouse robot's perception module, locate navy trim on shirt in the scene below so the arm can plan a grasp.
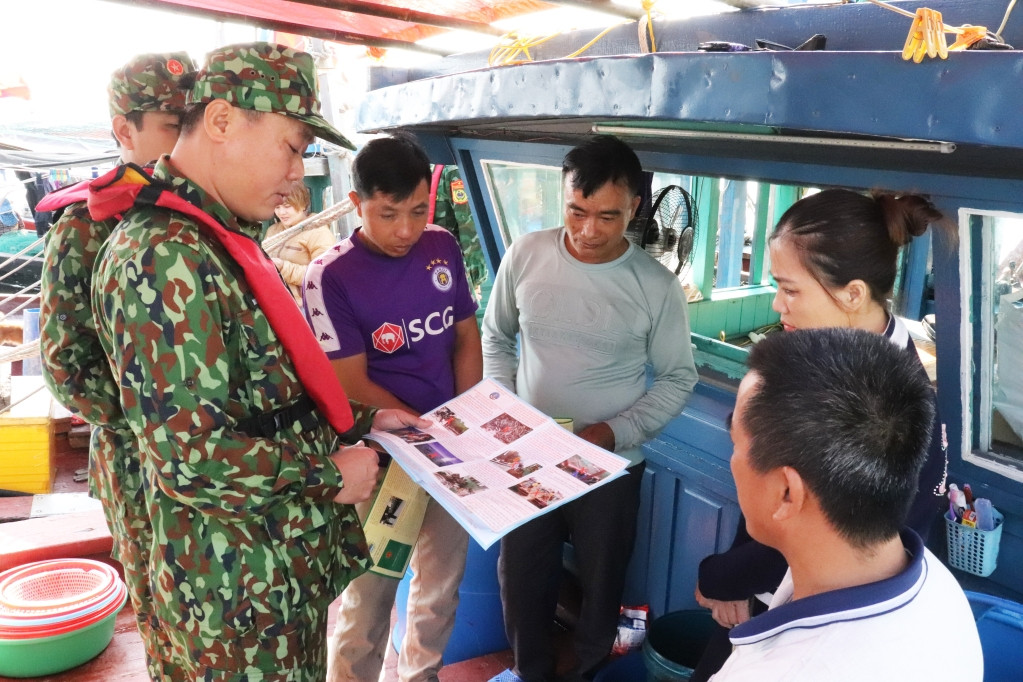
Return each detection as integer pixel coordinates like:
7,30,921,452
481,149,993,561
729,530,927,646
883,313,911,349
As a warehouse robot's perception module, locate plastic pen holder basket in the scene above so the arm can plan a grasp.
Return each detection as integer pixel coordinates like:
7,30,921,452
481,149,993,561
945,510,1004,577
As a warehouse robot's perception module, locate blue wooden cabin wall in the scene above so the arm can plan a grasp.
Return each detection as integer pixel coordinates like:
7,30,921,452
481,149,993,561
361,0,1023,611
425,133,1023,608
369,0,1023,89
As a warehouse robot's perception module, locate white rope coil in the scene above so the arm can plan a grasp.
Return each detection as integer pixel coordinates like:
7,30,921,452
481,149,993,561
0,340,39,365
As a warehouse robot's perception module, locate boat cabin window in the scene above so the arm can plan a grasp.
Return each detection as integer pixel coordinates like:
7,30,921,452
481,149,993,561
963,211,1023,479
481,161,564,247
480,160,808,384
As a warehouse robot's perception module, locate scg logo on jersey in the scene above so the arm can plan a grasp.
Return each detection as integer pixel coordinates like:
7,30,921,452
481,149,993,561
372,322,405,354
409,306,454,341
371,307,455,353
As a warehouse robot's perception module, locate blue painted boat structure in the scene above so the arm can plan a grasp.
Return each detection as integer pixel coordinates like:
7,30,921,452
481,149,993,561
357,0,1023,609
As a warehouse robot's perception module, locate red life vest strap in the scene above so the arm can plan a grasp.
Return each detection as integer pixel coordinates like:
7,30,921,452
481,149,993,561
427,164,445,224
88,163,356,435
34,180,91,213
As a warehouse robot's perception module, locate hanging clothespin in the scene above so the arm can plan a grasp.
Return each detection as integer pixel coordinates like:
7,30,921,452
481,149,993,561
903,8,948,62
948,25,988,51
927,9,949,59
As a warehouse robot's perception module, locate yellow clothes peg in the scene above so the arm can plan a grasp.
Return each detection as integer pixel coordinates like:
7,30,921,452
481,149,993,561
928,10,949,59
949,25,987,51
902,9,927,62
902,8,950,62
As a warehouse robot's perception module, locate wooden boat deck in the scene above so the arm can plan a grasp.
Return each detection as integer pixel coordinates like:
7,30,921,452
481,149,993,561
0,437,520,682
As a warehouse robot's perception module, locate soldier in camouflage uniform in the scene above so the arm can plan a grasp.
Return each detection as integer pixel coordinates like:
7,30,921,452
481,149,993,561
431,165,489,293
90,43,424,681
38,51,195,680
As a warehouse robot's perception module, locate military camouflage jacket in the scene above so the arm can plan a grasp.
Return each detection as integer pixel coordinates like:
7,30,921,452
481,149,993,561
92,158,373,627
40,201,128,431
433,165,488,290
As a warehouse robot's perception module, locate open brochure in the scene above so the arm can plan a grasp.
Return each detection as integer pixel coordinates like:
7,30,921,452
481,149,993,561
365,378,631,550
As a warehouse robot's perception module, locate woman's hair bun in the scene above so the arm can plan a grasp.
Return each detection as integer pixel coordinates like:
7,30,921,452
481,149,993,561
872,192,944,247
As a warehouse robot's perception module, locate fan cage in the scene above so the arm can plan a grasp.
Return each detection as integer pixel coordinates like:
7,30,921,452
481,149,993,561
626,184,699,277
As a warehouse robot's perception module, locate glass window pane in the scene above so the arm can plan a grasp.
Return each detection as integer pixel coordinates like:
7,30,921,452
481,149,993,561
480,161,563,248
989,216,1023,462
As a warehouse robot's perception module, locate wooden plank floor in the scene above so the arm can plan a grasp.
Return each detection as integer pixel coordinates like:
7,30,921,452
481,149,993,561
0,597,516,682
0,435,519,682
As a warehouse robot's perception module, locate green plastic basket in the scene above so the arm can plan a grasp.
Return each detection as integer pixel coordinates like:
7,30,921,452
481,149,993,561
0,594,123,678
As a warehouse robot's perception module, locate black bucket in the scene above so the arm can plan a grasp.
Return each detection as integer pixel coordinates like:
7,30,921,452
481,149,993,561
641,610,716,681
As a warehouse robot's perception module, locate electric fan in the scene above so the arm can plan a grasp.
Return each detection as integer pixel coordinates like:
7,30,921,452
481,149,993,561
626,185,699,277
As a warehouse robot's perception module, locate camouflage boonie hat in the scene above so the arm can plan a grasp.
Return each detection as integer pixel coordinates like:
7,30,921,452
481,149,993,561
108,52,196,117
189,42,355,150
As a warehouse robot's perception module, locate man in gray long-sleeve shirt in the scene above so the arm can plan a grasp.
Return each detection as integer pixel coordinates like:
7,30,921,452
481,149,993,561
482,135,698,682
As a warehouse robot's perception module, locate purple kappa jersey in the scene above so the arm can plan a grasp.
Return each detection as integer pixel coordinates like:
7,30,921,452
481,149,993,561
304,225,477,413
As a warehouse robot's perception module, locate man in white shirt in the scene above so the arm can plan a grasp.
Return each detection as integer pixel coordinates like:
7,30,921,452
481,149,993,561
713,327,982,682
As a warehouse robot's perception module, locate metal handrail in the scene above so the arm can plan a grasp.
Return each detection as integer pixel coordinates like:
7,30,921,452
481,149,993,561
0,235,45,282
0,283,40,322
0,379,46,417
262,198,355,254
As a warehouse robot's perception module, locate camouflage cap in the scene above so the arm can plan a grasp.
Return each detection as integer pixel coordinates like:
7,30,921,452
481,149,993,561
189,42,355,150
108,52,196,118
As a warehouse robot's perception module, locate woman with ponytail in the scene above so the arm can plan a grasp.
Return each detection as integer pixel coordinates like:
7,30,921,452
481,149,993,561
691,188,954,681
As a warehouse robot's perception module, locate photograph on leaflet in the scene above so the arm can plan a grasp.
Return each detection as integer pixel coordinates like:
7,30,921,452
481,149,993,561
481,412,533,444
435,470,489,497
511,478,564,509
379,496,405,527
556,455,611,485
434,406,470,435
491,450,542,479
414,441,463,467
391,426,436,444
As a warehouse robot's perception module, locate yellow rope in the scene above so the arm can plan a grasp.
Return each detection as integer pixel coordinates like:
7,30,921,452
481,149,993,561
488,30,561,66
643,0,658,53
565,25,619,59
488,0,660,66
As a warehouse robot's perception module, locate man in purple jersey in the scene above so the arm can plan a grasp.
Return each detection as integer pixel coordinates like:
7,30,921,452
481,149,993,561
305,132,483,682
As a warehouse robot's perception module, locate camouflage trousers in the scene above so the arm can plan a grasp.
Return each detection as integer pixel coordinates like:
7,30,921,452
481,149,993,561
163,597,334,681
145,498,368,681
90,427,184,680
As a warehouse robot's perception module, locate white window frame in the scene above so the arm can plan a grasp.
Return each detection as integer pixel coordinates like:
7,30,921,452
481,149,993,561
959,207,1023,481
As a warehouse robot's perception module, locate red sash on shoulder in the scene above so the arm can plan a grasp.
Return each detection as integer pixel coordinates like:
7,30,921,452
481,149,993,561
35,180,91,213
427,164,444,224
88,164,356,435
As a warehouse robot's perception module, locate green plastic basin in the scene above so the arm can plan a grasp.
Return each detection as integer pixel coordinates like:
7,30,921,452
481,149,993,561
0,597,123,678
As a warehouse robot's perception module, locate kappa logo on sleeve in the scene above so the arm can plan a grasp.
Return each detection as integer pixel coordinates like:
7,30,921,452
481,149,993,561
372,322,405,354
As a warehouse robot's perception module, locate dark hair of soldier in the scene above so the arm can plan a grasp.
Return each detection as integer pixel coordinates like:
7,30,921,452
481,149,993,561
111,110,145,148
179,102,267,136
